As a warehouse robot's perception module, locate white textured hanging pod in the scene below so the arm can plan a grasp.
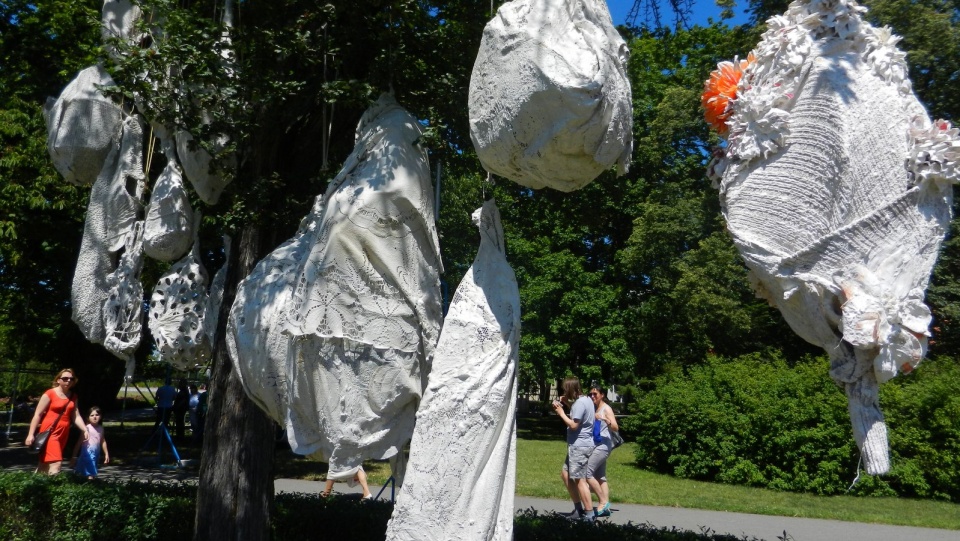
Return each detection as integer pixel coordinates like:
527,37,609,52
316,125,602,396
386,199,520,541
148,215,213,369
43,65,124,186
468,0,633,191
228,94,443,481
705,0,960,474
102,220,146,362
72,115,146,343
143,148,194,261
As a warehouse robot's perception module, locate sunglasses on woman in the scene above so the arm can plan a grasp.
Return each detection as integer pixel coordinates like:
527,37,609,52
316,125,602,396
60,377,74,381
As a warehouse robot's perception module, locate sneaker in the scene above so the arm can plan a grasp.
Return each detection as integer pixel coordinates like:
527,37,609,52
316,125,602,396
597,503,611,517
362,494,374,501
556,508,579,519
580,513,595,523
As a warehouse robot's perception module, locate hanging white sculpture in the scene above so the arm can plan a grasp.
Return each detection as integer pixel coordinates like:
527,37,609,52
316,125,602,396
175,126,235,205
468,0,632,192
143,152,194,261
101,0,145,61
386,199,520,541
72,115,146,343
102,220,146,363
148,216,214,369
43,65,124,186
703,0,960,474
228,94,443,482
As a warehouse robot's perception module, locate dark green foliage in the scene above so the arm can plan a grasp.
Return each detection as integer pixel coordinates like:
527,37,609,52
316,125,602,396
880,359,960,501
0,473,757,541
0,474,193,541
512,509,760,541
623,353,960,500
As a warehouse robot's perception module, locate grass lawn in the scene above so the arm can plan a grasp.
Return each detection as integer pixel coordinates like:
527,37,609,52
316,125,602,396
515,437,960,531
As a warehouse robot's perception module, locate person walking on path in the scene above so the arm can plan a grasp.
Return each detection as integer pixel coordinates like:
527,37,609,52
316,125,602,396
320,465,373,500
153,378,176,431
552,376,596,521
586,385,618,517
24,368,89,475
70,406,110,479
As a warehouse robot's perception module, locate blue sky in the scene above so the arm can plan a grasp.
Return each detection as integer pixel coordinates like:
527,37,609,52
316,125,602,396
604,0,751,27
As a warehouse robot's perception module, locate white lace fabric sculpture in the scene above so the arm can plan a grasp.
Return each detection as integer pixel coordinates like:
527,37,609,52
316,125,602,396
144,154,194,261
102,220,146,362
468,0,632,192
72,115,146,343
43,65,124,186
148,217,214,370
386,199,520,541
705,0,960,474
228,94,443,480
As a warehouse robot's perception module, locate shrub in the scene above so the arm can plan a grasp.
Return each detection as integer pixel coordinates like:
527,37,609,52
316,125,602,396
621,353,960,501
0,472,760,541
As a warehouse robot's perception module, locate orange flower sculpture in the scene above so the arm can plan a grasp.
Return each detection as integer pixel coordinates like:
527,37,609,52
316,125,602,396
702,54,754,134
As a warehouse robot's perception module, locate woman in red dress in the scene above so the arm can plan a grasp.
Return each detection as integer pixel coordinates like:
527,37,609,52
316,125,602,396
25,368,89,474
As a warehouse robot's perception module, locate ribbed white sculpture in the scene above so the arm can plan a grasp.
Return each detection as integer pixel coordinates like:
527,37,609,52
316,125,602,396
43,65,124,186
144,154,194,261
469,0,632,191
228,94,443,480
72,115,145,343
102,220,146,362
175,127,235,205
386,199,520,541
704,0,960,474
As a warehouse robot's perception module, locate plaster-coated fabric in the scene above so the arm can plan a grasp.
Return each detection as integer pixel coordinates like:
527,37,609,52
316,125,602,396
72,115,146,343
102,220,146,361
144,156,194,261
469,0,632,192
43,65,124,186
101,0,144,61
148,232,213,369
175,128,234,205
708,0,960,474
228,94,443,478
386,200,520,541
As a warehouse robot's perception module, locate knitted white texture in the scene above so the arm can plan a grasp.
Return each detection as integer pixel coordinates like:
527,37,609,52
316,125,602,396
468,0,632,192
102,220,145,362
72,115,145,343
43,65,124,186
386,200,520,541
144,156,194,261
710,0,959,474
228,94,442,478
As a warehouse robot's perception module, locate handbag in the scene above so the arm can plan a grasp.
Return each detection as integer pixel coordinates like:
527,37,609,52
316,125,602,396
27,394,71,455
610,429,625,449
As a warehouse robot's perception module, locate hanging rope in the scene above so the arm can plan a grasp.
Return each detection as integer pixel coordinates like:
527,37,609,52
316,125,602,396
846,454,863,493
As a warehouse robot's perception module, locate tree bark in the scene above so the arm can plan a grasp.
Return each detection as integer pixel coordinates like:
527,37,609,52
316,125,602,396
194,224,275,541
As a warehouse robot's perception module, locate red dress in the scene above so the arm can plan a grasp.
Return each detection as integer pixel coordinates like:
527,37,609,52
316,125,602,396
38,389,76,463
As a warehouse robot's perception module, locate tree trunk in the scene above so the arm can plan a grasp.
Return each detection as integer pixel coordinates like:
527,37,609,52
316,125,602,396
194,224,275,541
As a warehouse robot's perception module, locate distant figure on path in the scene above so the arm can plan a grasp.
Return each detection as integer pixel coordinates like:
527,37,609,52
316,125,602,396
552,377,596,521
70,406,110,479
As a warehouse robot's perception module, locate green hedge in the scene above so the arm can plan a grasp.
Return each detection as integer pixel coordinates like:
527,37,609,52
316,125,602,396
0,472,759,541
621,353,960,501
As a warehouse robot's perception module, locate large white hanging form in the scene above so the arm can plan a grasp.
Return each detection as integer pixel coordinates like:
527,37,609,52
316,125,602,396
228,93,443,481
71,115,146,344
704,0,960,474
102,219,146,364
147,215,219,370
386,199,520,541
43,65,125,186
468,0,633,192
143,147,195,261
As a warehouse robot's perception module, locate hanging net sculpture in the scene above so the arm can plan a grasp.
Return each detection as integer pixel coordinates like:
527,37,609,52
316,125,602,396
703,0,960,474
